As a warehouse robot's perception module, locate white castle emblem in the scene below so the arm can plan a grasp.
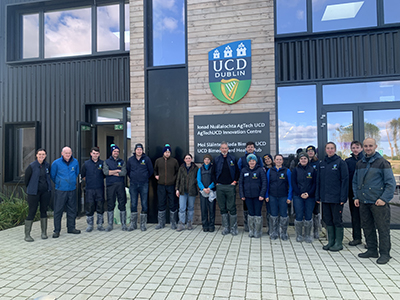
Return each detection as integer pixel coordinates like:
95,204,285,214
213,49,220,59
224,46,232,58
237,43,247,56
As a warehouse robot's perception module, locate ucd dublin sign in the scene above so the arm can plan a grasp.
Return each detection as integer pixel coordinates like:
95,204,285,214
209,40,252,104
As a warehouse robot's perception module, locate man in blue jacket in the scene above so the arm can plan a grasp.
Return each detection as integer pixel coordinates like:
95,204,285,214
354,138,396,264
127,143,153,231
51,146,80,238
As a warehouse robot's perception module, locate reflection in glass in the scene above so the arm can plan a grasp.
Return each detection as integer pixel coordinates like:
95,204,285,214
278,86,317,155
17,127,36,178
97,5,120,52
23,14,39,59
312,0,376,32
125,4,130,51
276,0,307,35
384,0,400,24
127,107,131,139
327,112,353,158
323,81,400,104
45,8,91,58
152,0,186,66
96,108,124,123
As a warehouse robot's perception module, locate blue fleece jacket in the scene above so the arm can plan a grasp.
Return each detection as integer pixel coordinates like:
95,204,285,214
51,156,79,191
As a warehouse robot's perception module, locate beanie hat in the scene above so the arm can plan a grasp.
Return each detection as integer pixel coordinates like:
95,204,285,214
296,148,303,155
263,154,273,161
135,143,143,151
163,144,172,153
247,154,257,163
306,145,316,153
203,154,213,161
110,144,120,152
298,152,309,160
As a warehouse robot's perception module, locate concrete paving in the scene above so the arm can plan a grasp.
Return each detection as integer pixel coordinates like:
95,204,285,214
1,216,400,300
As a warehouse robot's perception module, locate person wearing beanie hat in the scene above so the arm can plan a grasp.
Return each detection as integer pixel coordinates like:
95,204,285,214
127,143,153,231
237,142,264,233
306,145,321,239
263,154,274,169
197,154,216,232
154,144,179,230
239,153,267,238
103,144,127,232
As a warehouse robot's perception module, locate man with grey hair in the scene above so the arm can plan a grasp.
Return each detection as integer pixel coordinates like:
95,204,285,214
50,146,80,238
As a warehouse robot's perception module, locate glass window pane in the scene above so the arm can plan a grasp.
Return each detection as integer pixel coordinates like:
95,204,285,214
96,107,123,123
97,4,120,52
125,3,130,51
22,14,39,59
45,8,91,58
323,81,400,104
152,0,186,66
384,0,400,24
276,0,307,35
327,111,353,158
17,127,36,178
312,0,377,33
278,86,317,155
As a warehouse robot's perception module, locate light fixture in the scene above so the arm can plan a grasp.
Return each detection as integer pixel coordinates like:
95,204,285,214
321,1,364,21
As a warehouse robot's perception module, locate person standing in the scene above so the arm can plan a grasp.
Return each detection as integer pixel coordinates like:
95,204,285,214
316,142,348,252
81,147,105,232
345,141,364,246
306,145,321,239
51,146,80,238
263,153,274,235
154,144,179,230
213,142,239,235
103,144,127,231
354,138,396,264
24,148,52,242
127,143,153,231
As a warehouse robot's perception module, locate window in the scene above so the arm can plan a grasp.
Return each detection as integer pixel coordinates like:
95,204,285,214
384,0,400,24
96,107,124,123
276,0,307,35
278,85,317,155
97,4,120,52
22,14,39,59
125,3,130,51
4,122,40,183
152,0,186,66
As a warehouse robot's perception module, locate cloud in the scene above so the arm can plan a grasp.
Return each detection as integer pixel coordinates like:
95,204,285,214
163,17,178,32
153,0,176,10
296,10,305,20
278,120,318,154
23,14,39,58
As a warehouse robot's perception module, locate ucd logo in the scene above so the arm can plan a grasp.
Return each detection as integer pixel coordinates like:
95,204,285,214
209,40,252,104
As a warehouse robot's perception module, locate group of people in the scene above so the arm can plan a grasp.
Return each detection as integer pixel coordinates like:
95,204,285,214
23,138,395,265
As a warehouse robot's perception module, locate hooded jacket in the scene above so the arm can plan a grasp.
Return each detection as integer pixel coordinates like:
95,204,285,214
239,164,267,199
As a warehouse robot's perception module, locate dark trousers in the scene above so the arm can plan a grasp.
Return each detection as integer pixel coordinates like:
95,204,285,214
129,182,149,213
348,190,362,240
53,190,77,233
106,182,127,212
313,202,320,215
216,184,236,215
85,188,105,216
200,194,216,230
245,197,263,216
157,184,178,212
293,196,315,221
242,198,248,211
269,196,288,217
26,190,50,220
360,202,391,255
322,202,343,227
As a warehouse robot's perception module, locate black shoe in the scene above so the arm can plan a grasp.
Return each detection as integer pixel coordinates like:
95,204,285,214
209,227,215,232
349,239,362,246
53,232,60,238
203,227,209,232
67,229,81,234
377,255,391,264
358,250,379,258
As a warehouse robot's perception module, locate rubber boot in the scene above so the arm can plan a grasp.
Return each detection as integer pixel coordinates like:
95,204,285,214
266,213,270,235
313,214,320,239
177,221,185,232
106,211,114,232
280,216,289,241
329,227,343,251
24,220,34,242
128,212,138,231
294,220,304,242
269,216,279,240
254,216,263,238
120,211,128,231
86,216,94,232
304,220,313,243
140,213,147,231
221,213,230,235
40,218,48,239
155,210,166,230
230,214,238,236
170,210,178,230
323,226,335,250
187,221,193,230
243,210,249,232
248,215,255,238
97,214,105,231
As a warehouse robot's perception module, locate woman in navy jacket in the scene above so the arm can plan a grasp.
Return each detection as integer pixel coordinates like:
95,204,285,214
291,152,316,243
316,142,349,252
24,148,52,242
239,154,267,238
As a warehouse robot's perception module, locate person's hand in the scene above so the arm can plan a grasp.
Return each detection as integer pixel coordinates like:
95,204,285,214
340,202,344,205
259,196,264,201
376,199,386,206
176,190,180,197
265,197,269,202
286,199,291,204
231,181,237,185
241,197,245,201
155,175,159,180
204,188,210,194
316,201,320,204
354,199,359,207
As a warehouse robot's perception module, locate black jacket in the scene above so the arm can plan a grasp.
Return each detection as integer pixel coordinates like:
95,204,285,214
291,163,316,197
239,164,267,199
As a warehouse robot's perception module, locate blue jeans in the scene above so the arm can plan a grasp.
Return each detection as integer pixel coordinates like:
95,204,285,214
293,196,315,221
129,182,149,213
179,193,196,223
269,196,288,217
245,197,263,216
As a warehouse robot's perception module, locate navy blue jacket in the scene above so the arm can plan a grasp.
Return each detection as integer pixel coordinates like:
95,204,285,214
316,154,349,204
239,164,267,199
25,160,52,195
309,158,320,172
81,159,105,190
291,163,316,197
51,156,79,191
127,153,153,184
103,156,126,186
213,153,239,183
238,153,264,171
345,152,364,184
266,167,293,199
